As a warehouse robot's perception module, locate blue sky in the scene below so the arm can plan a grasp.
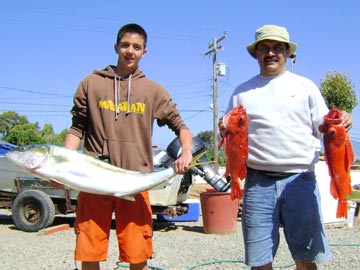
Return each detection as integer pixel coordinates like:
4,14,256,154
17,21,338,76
1,1,359,151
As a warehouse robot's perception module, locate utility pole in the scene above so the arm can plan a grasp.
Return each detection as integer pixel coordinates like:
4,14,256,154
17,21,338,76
204,31,227,173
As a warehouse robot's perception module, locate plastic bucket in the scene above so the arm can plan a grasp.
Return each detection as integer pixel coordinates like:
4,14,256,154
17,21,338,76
200,191,239,234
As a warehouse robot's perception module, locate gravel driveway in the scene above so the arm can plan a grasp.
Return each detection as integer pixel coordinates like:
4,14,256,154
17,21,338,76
1,206,360,270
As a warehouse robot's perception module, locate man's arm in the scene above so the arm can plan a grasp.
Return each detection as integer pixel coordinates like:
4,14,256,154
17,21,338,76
64,133,81,150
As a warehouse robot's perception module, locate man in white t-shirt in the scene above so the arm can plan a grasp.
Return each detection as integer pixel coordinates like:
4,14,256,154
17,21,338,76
219,24,353,270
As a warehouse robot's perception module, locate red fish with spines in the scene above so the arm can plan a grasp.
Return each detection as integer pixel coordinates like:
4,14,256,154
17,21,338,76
219,105,248,200
318,108,354,219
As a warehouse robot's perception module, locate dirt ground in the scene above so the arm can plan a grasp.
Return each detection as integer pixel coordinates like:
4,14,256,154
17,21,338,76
188,183,213,199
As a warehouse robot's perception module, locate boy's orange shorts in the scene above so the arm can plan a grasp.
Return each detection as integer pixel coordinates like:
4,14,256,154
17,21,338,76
74,191,153,264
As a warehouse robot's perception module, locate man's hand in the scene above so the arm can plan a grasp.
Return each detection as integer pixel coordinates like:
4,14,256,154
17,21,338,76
218,116,228,138
174,129,193,174
341,110,354,131
174,149,193,174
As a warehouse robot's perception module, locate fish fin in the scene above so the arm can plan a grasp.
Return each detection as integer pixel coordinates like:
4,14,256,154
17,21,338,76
323,152,329,166
345,138,355,167
224,167,230,179
239,166,247,180
330,178,339,199
118,195,136,201
219,137,224,148
336,200,348,219
230,177,242,200
149,181,170,190
345,138,354,196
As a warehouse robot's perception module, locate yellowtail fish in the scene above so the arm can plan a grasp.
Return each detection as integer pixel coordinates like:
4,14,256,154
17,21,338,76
6,144,201,200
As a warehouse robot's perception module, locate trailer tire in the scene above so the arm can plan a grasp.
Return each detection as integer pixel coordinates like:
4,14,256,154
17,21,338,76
12,190,55,232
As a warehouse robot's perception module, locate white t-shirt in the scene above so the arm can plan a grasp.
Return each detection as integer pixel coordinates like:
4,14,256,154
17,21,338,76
227,71,329,172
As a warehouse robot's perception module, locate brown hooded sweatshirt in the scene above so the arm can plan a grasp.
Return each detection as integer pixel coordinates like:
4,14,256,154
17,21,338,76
67,65,189,172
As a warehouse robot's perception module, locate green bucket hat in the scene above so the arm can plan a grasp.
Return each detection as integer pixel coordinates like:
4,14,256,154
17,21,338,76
247,25,298,58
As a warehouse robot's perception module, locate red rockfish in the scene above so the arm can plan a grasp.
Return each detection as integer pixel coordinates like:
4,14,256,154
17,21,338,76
220,105,248,200
318,108,354,218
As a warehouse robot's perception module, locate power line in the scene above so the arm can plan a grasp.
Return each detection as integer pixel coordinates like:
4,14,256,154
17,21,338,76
0,7,202,42
0,101,68,107
0,85,72,98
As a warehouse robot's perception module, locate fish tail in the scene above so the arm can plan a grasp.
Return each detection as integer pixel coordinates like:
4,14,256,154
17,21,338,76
336,200,348,219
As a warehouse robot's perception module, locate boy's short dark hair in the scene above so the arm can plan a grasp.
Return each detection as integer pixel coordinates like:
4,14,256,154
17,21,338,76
116,23,147,48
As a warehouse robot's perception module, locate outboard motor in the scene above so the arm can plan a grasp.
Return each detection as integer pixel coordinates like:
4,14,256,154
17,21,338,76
165,136,230,192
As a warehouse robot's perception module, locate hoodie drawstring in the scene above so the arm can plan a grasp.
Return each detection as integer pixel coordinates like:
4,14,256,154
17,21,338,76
114,73,132,120
114,75,121,120
126,73,132,115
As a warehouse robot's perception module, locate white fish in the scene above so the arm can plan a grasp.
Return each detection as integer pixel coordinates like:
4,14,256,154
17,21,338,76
5,144,184,200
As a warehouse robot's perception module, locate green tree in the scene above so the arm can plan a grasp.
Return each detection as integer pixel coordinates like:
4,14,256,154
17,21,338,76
197,130,226,166
50,128,68,146
0,111,67,146
319,71,358,113
41,123,54,143
197,130,213,151
41,123,65,145
0,111,29,138
4,123,46,145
